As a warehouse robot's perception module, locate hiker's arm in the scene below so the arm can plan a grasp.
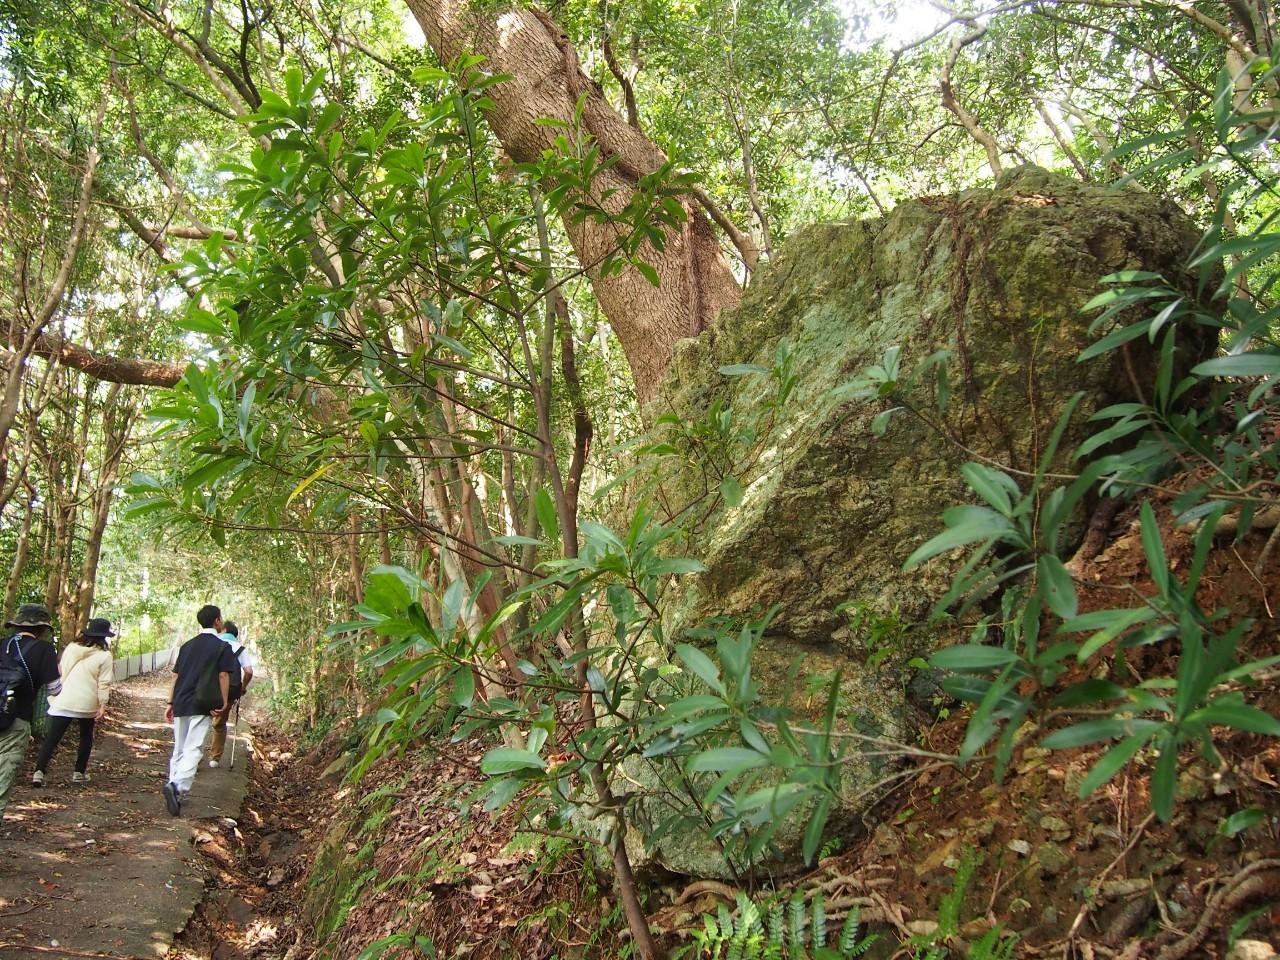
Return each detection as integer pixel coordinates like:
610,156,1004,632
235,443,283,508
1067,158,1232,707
41,646,62,696
165,671,177,722
241,665,254,688
96,656,111,719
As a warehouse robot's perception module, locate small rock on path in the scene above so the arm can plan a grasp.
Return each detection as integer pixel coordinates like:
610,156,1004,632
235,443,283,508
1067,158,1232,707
0,672,252,958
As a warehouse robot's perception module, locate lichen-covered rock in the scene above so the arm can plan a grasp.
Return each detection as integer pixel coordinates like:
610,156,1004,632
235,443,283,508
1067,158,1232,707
645,167,1206,649
620,168,1209,877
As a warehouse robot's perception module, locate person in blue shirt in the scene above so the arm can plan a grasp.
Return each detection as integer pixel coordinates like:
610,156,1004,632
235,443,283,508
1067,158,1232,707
208,620,255,768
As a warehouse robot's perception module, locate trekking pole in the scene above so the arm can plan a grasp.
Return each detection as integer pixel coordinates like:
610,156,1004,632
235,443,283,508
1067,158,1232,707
228,700,241,769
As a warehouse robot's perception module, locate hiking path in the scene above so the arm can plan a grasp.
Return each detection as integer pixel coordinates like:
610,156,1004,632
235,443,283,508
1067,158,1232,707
0,672,253,959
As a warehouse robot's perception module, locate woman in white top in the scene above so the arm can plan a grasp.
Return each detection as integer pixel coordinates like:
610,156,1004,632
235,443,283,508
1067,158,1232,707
31,618,115,785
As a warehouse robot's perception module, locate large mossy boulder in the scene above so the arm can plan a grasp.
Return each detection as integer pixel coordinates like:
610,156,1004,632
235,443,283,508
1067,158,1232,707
622,168,1209,877
647,166,1206,650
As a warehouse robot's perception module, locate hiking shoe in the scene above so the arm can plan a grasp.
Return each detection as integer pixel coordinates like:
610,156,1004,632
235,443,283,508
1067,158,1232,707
208,759,219,769
162,781,182,816
31,770,44,787
72,772,89,784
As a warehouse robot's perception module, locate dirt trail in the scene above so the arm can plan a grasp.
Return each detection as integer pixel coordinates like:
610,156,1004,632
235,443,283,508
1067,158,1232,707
0,673,253,959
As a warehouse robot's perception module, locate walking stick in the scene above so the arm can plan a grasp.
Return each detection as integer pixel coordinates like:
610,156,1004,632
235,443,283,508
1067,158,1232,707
228,701,241,769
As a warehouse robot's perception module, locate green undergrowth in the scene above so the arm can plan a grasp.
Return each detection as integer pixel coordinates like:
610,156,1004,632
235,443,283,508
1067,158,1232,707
307,774,412,945
302,746,632,959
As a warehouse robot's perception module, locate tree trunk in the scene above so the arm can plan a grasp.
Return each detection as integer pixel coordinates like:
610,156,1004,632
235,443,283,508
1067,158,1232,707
3,498,34,614
70,385,132,636
347,511,367,716
406,0,741,402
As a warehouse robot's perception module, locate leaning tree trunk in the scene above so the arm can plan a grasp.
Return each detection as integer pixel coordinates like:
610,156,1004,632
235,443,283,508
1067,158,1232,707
69,385,132,636
3,499,34,614
406,0,741,402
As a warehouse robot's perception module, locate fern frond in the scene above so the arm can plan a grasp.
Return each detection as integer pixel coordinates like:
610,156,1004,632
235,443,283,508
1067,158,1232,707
838,907,860,956
787,893,806,953
767,901,784,947
738,895,762,940
811,894,826,949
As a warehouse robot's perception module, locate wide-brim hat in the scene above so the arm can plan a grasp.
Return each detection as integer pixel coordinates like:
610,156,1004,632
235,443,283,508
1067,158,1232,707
83,617,116,638
6,603,53,629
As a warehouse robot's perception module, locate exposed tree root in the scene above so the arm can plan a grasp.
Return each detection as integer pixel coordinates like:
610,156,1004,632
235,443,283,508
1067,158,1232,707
673,879,739,905
1152,860,1280,960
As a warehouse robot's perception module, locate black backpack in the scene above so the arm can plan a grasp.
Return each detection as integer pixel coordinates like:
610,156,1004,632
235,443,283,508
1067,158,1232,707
228,646,245,703
193,648,225,715
0,635,34,732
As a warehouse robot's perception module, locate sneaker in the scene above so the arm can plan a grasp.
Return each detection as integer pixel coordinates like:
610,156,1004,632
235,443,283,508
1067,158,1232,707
72,772,89,784
162,781,182,817
31,770,44,787
208,759,219,769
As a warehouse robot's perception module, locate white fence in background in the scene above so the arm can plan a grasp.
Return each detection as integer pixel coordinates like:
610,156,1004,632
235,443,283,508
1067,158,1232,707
111,647,174,682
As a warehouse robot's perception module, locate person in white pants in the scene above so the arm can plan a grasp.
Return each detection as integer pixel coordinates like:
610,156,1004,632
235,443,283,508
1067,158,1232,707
163,605,236,816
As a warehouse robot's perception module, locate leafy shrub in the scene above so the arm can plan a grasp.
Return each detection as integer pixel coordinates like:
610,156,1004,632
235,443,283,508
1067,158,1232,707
867,57,1280,819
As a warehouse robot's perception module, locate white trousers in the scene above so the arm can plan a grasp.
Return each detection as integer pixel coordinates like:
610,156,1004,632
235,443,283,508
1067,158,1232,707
169,714,212,793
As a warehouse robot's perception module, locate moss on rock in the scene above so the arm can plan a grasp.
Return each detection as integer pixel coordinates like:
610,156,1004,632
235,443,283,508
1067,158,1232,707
646,166,1206,647
620,168,1211,876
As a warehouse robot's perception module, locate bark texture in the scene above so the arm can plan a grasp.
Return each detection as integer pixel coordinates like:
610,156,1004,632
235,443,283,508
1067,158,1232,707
3,334,186,387
406,0,741,401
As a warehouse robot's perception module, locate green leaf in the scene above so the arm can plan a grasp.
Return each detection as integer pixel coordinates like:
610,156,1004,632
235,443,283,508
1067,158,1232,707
177,308,226,337
651,557,706,576
930,645,1020,672
1079,321,1150,361
480,747,547,774
494,534,543,547
1193,702,1280,735
960,462,1017,514
451,667,475,708
1077,730,1153,798
635,261,660,287
286,461,339,508
534,488,560,545
1191,353,1280,377
1139,502,1169,595
719,363,770,376
1218,807,1264,838
1043,717,1158,749
739,718,770,754
676,643,725,694
687,747,769,773
238,381,257,441
904,511,1012,570
803,795,833,865
1098,270,1164,284
122,496,173,520
1061,607,1154,661
1037,555,1077,619
433,332,474,359
1050,679,1126,707
1151,737,1178,821
1075,417,1148,458
870,409,894,436
720,475,744,508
